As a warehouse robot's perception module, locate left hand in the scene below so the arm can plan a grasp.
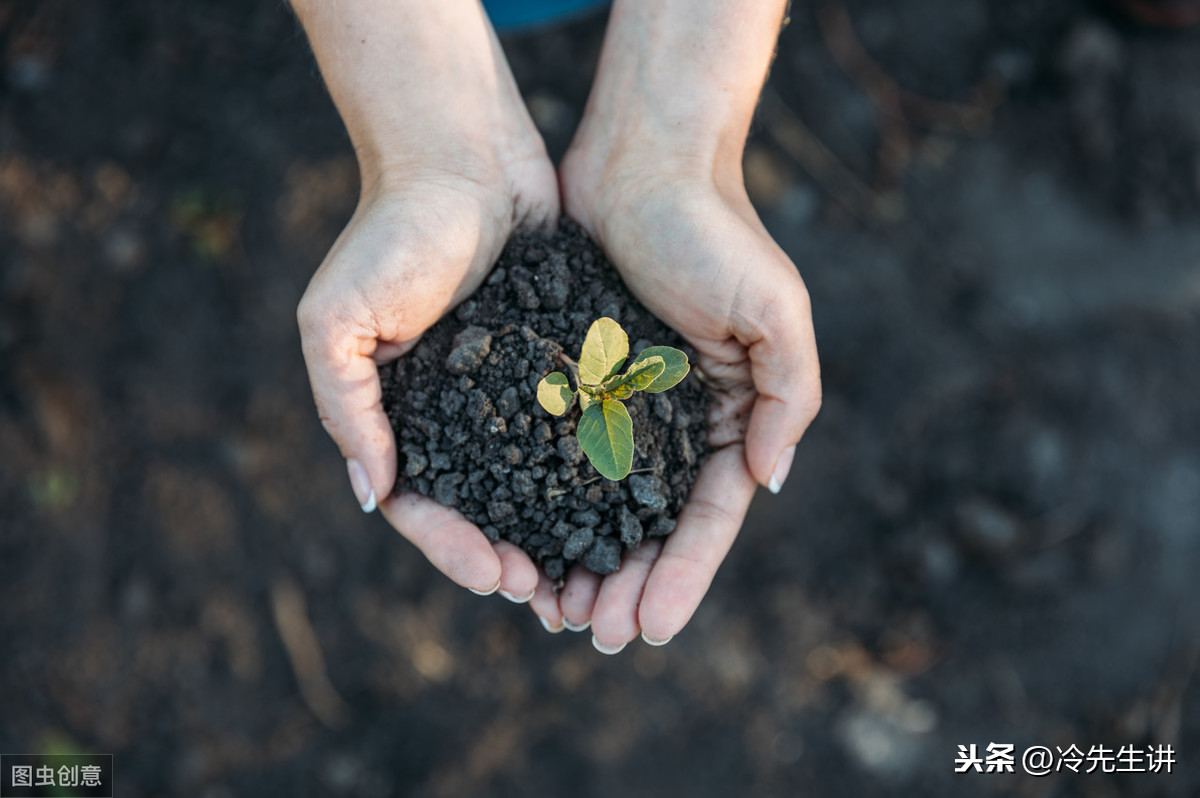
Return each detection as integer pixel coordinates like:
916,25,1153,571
522,139,821,650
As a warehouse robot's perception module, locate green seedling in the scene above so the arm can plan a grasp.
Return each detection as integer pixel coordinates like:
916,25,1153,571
536,317,689,481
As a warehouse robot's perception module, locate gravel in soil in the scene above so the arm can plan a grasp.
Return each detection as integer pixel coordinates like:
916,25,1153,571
379,222,710,577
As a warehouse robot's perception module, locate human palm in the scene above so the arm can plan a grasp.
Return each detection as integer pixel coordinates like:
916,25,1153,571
526,161,822,648
298,156,559,598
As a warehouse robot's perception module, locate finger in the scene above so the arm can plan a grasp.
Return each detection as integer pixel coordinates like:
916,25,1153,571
590,540,661,654
736,271,822,492
528,572,564,633
492,541,538,603
559,565,602,632
638,445,757,641
298,296,397,511
372,338,420,364
379,492,501,594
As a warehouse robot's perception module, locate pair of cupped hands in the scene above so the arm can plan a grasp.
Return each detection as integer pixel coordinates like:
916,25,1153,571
296,25,821,655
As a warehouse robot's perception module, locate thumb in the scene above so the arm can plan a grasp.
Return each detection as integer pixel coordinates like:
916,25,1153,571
298,295,398,513
739,273,822,493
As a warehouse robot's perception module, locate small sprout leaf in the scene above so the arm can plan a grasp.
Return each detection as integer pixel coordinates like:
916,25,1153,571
604,355,665,393
628,346,690,393
577,399,634,481
578,317,628,384
532,318,690,481
536,372,572,416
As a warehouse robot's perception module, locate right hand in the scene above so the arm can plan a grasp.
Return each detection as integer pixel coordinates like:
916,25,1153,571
297,143,559,598
291,0,562,598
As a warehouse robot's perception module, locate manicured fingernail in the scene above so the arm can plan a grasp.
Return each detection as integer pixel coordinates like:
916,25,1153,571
468,579,501,597
768,445,796,495
641,631,673,647
563,618,590,633
539,616,564,634
346,458,376,513
499,588,534,604
592,635,626,655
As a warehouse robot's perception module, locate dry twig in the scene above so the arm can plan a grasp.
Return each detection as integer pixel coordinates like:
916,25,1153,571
271,576,350,729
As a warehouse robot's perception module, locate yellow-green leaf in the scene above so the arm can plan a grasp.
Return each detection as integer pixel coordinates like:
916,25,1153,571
577,317,628,385
604,355,664,394
536,372,572,416
628,346,689,393
577,399,634,480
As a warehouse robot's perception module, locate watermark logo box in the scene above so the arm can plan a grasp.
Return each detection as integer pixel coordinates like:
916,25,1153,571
1,755,112,798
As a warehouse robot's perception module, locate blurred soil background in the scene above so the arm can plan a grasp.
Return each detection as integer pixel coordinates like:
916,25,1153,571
2,1,1199,795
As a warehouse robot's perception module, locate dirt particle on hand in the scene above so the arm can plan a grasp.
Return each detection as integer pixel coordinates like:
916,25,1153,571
618,505,644,547
581,536,621,574
502,444,522,465
537,252,570,310
514,279,540,310
401,445,428,477
652,393,673,424
563,527,593,560
571,509,601,529
511,469,535,496
629,474,668,511
446,326,493,374
543,556,565,579
647,515,676,538
497,386,520,419
487,499,515,524
435,473,464,506
556,435,584,466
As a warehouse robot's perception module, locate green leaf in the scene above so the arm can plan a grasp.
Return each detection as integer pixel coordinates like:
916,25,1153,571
607,384,635,401
628,346,690,393
604,355,665,394
577,399,634,480
536,372,572,416
578,392,596,411
577,317,628,385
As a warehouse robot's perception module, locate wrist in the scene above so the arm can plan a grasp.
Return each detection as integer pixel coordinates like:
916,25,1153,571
563,110,745,200
563,0,788,207
293,0,544,199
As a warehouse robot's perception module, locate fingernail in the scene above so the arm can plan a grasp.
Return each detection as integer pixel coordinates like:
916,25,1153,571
346,458,377,513
768,445,796,495
562,618,590,633
499,588,534,604
539,616,564,634
641,631,673,647
592,635,626,655
468,579,501,597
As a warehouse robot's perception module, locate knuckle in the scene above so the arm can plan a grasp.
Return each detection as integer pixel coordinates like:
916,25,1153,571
799,382,823,426
762,279,813,343
295,289,327,340
792,279,813,316
688,494,737,533
297,292,360,365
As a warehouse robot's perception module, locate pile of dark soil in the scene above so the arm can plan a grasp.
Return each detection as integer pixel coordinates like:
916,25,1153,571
379,222,710,578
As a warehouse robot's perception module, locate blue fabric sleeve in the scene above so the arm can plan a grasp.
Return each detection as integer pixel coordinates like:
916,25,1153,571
482,0,609,31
